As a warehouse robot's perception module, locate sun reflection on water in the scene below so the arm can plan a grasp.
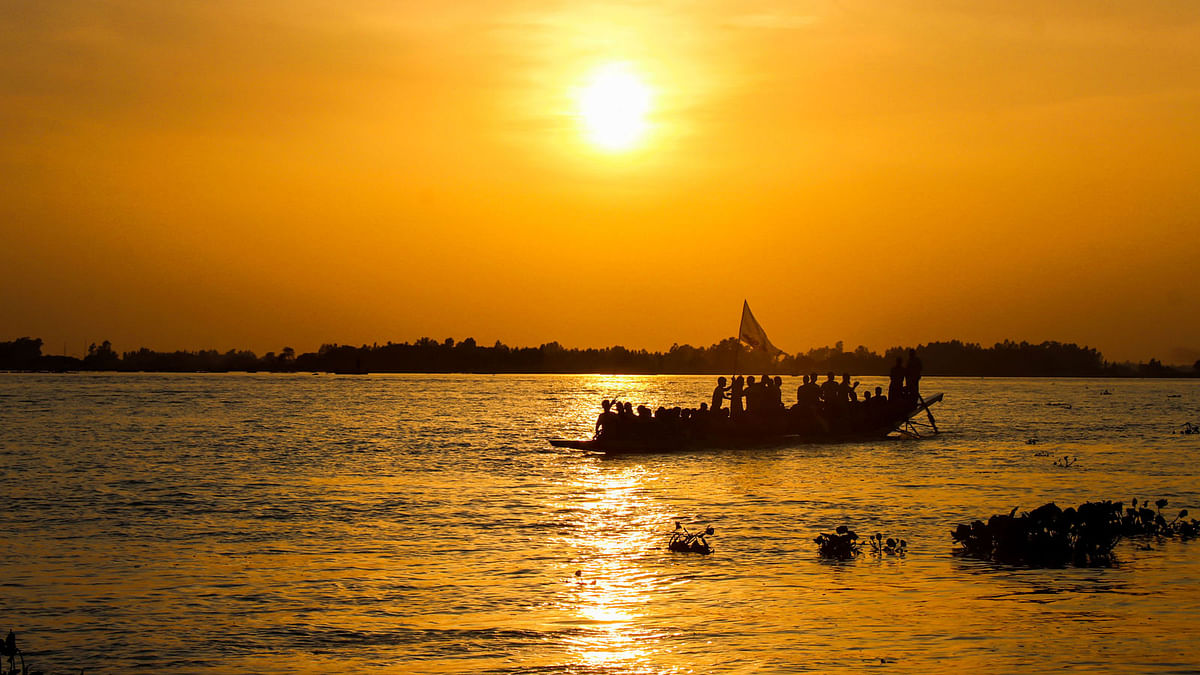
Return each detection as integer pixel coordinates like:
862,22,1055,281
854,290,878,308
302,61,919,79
554,462,678,672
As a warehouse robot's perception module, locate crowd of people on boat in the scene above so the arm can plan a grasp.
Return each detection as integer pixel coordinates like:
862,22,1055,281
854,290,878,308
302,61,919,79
594,350,925,442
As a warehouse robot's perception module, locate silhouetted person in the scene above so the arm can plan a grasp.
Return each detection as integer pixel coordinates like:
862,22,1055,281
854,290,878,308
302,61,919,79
840,373,859,403
730,376,745,416
744,376,758,414
905,349,923,399
866,385,888,427
595,399,618,439
636,405,652,426
711,377,730,413
819,372,840,405
888,357,905,400
797,374,820,409
772,376,784,408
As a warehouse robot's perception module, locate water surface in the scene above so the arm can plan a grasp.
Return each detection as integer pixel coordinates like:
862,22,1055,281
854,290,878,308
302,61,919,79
1,374,1198,673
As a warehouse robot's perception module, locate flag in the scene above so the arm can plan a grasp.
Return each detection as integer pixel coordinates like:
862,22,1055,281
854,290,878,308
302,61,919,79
738,300,784,357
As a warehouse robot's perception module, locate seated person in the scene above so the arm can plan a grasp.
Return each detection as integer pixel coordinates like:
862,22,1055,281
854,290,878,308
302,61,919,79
595,400,619,439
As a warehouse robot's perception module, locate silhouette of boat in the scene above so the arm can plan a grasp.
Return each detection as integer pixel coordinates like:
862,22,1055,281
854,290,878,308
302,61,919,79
550,393,943,454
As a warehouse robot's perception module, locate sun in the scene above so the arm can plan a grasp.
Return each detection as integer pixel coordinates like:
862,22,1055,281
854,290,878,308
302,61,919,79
576,63,652,152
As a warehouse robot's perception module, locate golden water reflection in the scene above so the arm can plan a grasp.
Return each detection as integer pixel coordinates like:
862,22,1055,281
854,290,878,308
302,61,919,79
556,462,679,673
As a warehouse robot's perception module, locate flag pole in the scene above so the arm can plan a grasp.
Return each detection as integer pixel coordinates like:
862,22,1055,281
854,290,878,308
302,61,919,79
732,301,742,378
732,334,739,378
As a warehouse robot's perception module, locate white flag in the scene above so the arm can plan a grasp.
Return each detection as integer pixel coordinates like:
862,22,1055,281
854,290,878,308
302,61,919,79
738,301,783,357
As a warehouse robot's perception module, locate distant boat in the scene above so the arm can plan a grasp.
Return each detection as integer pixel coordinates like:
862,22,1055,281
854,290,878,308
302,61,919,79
550,393,944,454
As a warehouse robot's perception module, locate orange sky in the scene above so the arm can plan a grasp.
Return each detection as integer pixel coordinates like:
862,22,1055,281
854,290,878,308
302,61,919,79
2,1,1198,363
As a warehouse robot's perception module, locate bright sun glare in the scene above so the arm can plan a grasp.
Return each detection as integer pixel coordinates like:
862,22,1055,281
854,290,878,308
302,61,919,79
577,63,652,152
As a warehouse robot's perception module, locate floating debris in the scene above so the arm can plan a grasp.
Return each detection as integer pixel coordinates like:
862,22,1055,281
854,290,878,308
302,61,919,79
1026,438,1039,445
1046,402,1073,409
1100,390,1112,395
1053,455,1078,468
1179,422,1199,435
667,522,714,554
1033,449,1051,457
952,498,1200,567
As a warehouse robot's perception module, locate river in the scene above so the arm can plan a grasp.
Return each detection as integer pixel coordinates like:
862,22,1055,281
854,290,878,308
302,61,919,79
1,373,1198,673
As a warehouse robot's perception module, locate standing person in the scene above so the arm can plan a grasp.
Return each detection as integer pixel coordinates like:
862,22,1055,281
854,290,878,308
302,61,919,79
795,374,809,405
744,376,758,415
772,376,784,409
819,372,840,406
840,373,860,403
905,349,923,399
797,374,820,409
711,377,730,413
888,357,906,401
730,376,745,417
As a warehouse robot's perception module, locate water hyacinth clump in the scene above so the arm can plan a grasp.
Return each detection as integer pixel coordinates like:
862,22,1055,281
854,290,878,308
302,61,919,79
867,533,908,555
952,501,1123,567
667,522,714,554
1121,498,1198,538
815,526,862,559
952,498,1200,567
1,630,35,675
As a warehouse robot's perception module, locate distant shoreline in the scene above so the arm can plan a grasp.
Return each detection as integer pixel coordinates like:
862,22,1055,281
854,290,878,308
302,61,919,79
3,336,1197,378
3,369,1198,379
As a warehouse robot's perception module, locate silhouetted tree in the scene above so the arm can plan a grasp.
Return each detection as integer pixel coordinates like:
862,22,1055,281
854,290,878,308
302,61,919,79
0,337,43,369
83,340,120,370
3,334,1197,376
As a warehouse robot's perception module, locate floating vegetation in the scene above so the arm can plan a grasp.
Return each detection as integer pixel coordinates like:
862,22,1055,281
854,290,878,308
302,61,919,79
1,631,37,675
1123,498,1199,539
1033,449,1050,457
1026,438,1039,445
570,570,596,586
814,525,861,559
815,527,909,559
1046,402,1073,409
952,498,1200,567
1053,455,1078,468
1179,422,1199,435
667,522,714,554
866,533,908,556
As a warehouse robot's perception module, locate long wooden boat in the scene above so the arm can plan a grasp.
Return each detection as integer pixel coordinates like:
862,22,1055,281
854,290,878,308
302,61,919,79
550,393,943,454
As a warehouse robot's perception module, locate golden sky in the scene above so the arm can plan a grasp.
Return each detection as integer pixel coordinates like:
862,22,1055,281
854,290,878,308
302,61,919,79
2,1,1198,363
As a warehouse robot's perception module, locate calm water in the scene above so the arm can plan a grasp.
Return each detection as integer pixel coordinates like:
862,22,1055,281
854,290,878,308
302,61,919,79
1,374,1199,673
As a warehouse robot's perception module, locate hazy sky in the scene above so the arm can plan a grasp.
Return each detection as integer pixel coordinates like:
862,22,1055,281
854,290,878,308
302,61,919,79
3,1,1198,363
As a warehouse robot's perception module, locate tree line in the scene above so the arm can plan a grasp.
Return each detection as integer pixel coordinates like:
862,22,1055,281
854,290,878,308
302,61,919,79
2,335,1197,377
